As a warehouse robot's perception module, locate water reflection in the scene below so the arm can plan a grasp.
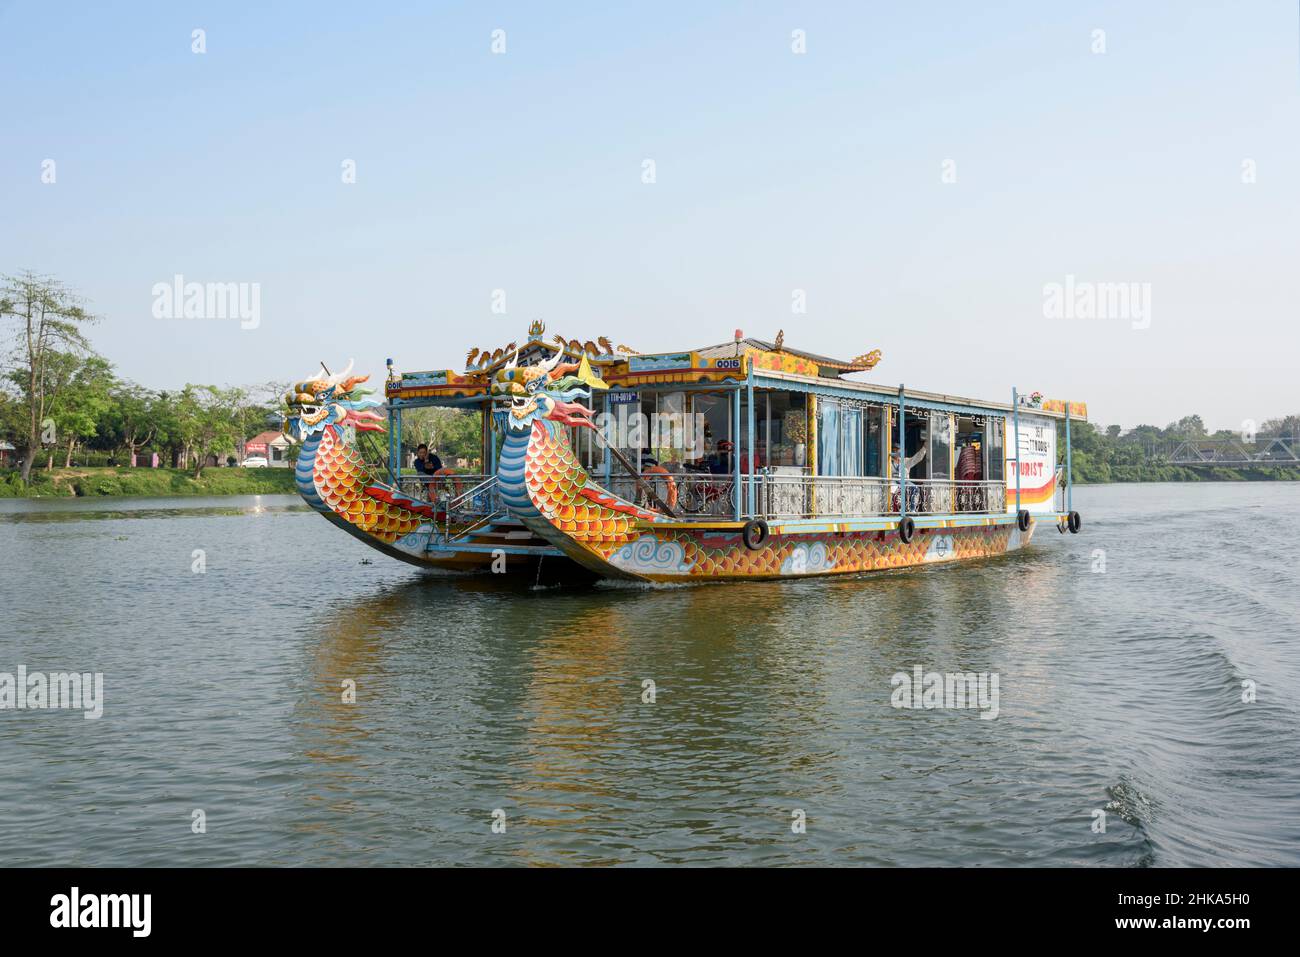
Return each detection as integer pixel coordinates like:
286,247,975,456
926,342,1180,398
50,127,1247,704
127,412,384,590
5,484,1300,865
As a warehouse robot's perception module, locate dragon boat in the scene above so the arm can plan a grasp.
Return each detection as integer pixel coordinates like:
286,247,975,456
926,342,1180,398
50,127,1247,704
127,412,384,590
284,321,1085,582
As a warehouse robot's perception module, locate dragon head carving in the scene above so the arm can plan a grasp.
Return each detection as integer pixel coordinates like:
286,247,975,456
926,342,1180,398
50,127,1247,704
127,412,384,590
490,348,599,433
283,360,385,441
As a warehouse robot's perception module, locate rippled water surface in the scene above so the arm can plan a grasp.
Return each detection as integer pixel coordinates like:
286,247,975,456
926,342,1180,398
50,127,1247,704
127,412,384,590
2,484,1298,866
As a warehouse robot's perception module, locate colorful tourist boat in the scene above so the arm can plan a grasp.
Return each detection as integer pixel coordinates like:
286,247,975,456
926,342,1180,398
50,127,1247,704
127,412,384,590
284,321,1085,581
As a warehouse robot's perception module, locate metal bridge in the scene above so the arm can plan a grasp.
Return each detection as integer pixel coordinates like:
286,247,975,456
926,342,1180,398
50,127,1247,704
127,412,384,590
1150,437,1300,468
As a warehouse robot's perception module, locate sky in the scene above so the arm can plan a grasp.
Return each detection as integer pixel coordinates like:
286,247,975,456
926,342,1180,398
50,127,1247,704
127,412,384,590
2,0,1297,430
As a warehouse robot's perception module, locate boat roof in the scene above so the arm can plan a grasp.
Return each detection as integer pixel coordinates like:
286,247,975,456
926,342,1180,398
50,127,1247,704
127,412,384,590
693,337,863,374
385,321,1086,420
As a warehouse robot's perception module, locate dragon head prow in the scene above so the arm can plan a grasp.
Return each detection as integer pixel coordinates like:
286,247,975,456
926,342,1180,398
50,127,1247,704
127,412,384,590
283,359,385,441
490,348,604,433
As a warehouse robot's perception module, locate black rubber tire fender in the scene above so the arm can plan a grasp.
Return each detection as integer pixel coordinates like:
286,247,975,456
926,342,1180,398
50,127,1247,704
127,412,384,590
742,519,769,550
898,516,915,544
1017,509,1032,531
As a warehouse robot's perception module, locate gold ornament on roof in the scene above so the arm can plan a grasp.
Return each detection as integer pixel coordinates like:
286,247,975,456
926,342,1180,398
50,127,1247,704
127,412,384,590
850,349,883,370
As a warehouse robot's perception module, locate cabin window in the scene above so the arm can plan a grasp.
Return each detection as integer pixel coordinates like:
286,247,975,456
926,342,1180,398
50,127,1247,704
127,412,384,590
650,391,689,465
986,417,1004,482
902,410,929,479
841,406,863,475
929,411,952,481
690,392,733,473
955,415,988,482
817,400,841,475
866,407,885,477
816,398,874,476
763,392,806,468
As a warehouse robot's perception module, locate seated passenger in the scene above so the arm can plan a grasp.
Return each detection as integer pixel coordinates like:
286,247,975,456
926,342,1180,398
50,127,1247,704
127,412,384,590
414,443,443,475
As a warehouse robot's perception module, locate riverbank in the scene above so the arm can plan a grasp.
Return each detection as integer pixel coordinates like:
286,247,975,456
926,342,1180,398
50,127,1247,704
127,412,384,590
0,466,298,498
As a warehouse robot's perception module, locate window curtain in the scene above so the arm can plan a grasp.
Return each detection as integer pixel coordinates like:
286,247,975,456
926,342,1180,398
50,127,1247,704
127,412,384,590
841,407,862,476
818,400,841,476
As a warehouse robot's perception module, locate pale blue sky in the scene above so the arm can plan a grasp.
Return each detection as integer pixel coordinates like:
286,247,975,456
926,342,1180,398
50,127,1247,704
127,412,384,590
2,1,1297,429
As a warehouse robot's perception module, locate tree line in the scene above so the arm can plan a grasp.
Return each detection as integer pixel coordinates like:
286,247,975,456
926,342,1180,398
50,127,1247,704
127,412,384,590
5,271,1294,487
1,271,486,485
1064,414,1300,482
1,271,285,483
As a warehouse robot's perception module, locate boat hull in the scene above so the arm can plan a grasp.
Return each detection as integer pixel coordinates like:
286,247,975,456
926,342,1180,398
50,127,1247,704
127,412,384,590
532,514,1036,583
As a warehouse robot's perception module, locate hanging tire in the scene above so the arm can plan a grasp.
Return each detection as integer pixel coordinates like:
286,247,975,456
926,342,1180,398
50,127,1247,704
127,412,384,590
1017,509,1031,531
742,519,769,550
1067,510,1081,534
898,516,915,543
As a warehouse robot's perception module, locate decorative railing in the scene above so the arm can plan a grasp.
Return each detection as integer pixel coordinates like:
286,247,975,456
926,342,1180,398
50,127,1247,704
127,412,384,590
398,473,493,507
585,467,1008,521
397,473,505,541
895,479,1008,515
759,474,889,520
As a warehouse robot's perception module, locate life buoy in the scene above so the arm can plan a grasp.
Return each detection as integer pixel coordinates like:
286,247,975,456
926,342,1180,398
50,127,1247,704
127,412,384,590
1067,510,1081,534
643,465,678,510
1017,509,1031,531
898,516,915,543
432,467,464,498
742,519,769,550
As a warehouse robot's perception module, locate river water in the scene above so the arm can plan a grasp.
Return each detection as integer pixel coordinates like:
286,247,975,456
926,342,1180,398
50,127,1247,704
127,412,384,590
1,483,1297,866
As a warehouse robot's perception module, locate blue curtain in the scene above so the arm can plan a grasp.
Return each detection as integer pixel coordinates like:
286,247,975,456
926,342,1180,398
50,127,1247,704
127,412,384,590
841,408,862,475
818,401,840,475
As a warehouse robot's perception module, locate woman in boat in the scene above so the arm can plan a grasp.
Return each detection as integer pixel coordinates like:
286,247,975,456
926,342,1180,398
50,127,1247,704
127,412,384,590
891,435,928,512
891,441,927,478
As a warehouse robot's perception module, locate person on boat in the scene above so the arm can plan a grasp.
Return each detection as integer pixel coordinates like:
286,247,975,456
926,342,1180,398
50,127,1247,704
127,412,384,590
413,443,443,476
891,443,927,478
710,440,734,475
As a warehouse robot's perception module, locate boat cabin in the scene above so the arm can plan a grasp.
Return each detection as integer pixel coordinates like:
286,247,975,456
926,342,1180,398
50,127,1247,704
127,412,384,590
382,321,1085,528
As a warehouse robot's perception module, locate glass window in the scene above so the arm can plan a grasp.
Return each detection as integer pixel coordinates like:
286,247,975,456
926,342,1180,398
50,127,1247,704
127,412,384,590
865,406,884,477
986,417,1004,482
818,400,841,475
651,391,688,466
929,411,952,480
763,392,806,468
692,392,733,475
841,407,862,475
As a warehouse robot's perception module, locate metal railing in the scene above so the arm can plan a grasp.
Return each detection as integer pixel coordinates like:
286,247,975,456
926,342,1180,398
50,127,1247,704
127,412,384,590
396,473,505,542
589,470,740,518
398,473,493,506
584,467,1008,522
759,474,889,519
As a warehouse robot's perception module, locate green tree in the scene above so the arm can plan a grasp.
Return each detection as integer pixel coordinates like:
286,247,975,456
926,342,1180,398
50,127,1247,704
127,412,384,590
399,406,483,470
0,272,99,482
105,382,162,466
48,354,115,466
